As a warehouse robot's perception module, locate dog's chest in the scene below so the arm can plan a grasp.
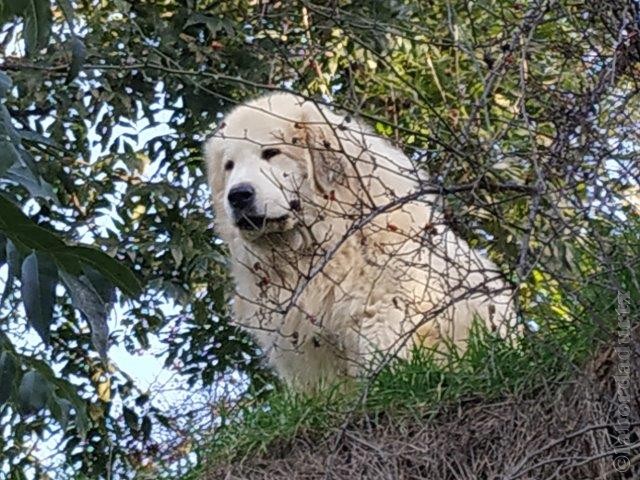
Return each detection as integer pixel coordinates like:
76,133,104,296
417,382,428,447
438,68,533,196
239,239,381,331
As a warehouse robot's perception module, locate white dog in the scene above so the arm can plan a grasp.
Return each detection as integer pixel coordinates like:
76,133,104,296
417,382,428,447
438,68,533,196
204,92,517,391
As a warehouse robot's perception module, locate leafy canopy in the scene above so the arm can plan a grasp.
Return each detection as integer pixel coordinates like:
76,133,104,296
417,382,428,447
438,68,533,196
0,0,638,478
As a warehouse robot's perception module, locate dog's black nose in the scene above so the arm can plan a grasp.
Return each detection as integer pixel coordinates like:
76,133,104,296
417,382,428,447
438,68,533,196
227,183,255,210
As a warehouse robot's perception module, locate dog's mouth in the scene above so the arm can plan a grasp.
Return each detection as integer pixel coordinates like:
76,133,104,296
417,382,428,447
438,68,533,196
235,214,290,231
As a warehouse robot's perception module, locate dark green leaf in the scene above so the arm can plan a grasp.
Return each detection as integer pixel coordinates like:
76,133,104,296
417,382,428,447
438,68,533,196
0,350,17,404
0,234,5,265
1,239,21,303
58,398,73,431
18,370,49,412
23,0,53,56
49,396,73,431
60,271,110,359
0,104,21,142
141,415,152,441
21,251,58,344
19,129,60,148
135,393,149,406
55,246,141,297
123,406,138,432
155,413,172,429
184,13,225,36
0,0,29,21
0,195,140,296
82,266,116,305
0,140,21,177
4,158,58,201
6,239,22,271
26,357,90,436
0,235,6,307
0,71,12,98
66,36,87,84
0,195,64,251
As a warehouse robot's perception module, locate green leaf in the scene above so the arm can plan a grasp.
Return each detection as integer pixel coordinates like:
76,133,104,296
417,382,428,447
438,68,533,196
55,0,74,22
66,36,87,84
60,270,110,359
4,158,58,201
0,71,12,98
23,0,53,56
0,195,141,296
55,246,141,297
123,406,138,432
1,239,21,303
49,396,73,431
0,104,21,142
18,370,49,412
0,139,21,177
21,251,58,344
0,350,17,404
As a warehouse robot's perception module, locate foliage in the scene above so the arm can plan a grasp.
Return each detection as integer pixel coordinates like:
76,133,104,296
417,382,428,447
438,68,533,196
0,0,638,478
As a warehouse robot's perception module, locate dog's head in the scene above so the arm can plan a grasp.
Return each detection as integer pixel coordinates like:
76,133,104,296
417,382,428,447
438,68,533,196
204,93,352,243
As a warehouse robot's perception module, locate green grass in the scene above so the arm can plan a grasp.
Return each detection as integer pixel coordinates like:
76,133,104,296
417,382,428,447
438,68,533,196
180,316,608,479
182,218,639,478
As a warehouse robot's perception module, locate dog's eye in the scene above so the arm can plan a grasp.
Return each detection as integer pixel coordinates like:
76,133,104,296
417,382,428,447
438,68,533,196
224,160,234,171
261,148,281,160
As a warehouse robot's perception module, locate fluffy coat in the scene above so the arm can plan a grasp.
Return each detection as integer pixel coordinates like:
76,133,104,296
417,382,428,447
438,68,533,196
204,93,517,390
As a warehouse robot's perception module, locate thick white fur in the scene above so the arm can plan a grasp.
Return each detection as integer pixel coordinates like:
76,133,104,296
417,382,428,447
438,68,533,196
204,93,518,391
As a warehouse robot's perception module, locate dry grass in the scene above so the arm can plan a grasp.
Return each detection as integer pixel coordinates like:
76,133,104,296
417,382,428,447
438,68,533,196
200,328,639,480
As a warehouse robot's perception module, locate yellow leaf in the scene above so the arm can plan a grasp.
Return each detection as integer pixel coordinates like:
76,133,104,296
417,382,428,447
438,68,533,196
135,152,150,174
97,378,111,403
131,204,146,220
532,269,545,284
89,402,104,421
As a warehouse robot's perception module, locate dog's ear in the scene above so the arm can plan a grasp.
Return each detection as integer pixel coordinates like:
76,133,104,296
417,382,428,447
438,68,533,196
203,134,225,197
298,102,346,194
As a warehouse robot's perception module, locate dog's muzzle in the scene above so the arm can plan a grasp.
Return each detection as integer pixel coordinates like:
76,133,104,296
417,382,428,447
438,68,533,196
228,182,256,212
227,183,291,231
